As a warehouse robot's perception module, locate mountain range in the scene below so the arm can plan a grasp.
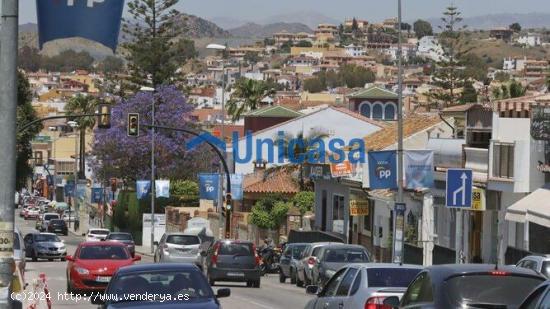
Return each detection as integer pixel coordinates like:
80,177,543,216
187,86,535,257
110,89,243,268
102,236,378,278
228,22,312,38
211,11,339,30
424,12,550,30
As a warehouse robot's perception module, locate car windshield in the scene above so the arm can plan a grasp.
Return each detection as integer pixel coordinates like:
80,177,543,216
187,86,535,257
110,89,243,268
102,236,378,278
542,261,550,278
108,270,213,303
367,268,422,287
79,245,129,260
323,248,369,263
44,214,58,220
90,230,110,235
446,274,544,307
108,234,133,241
166,235,199,246
219,243,253,256
292,245,307,259
50,219,65,225
35,234,60,242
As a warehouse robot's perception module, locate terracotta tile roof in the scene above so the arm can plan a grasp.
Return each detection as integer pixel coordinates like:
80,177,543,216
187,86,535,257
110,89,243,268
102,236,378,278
364,114,442,151
442,103,492,113
244,167,300,194
191,109,225,122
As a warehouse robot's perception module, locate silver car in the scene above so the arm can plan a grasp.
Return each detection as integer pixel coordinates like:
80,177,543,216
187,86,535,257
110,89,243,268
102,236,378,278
296,242,342,287
516,255,550,278
154,233,202,267
304,263,423,309
24,232,66,261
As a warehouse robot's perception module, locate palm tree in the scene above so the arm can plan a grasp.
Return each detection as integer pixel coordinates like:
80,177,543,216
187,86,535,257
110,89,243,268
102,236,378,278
276,130,329,190
226,78,275,121
65,94,99,179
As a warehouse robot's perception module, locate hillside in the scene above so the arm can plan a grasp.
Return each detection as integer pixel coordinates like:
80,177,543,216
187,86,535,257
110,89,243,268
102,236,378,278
229,22,312,38
426,13,550,30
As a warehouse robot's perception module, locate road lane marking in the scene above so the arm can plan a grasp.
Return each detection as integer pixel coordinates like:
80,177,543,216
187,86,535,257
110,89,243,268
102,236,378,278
232,295,278,309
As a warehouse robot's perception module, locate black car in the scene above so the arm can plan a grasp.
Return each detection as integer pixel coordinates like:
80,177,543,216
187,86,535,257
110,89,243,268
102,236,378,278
105,232,136,257
279,243,308,285
47,219,68,235
91,263,230,309
519,280,550,309
384,264,546,309
203,240,261,288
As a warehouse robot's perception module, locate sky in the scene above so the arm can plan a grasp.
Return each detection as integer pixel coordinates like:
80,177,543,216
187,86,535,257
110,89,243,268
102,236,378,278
18,0,550,25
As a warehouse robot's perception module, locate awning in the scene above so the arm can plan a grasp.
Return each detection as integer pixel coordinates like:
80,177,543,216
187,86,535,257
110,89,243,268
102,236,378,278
505,187,550,228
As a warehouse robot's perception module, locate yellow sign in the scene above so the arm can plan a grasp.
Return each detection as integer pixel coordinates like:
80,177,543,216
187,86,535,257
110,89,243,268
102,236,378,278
471,187,486,211
350,199,369,216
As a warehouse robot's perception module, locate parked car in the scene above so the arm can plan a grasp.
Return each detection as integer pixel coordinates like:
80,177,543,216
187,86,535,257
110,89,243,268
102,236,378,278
105,232,135,257
48,219,68,235
154,233,202,266
66,241,141,294
383,264,546,309
204,240,261,288
39,213,60,232
279,243,308,285
13,228,25,276
304,263,423,309
62,210,76,223
24,207,40,220
85,228,110,242
517,255,550,278
310,244,370,288
91,263,230,308
24,232,67,261
518,280,550,309
296,242,342,288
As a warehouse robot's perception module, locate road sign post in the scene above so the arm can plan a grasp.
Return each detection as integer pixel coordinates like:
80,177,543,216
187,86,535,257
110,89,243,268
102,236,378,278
393,203,406,264
446,169,473,263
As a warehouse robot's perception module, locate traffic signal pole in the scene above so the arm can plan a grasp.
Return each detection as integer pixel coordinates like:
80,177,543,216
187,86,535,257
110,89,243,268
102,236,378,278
0,0,18,300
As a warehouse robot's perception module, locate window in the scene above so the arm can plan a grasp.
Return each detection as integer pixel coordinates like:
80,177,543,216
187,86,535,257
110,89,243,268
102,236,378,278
360,103,371,118
372,104,383,119
336,268,358,296
493,142,514,178
349,271,362,295
321,269,347,297
332,195,345,221
400,272,434,306
520,285,547,309
384,104,396,120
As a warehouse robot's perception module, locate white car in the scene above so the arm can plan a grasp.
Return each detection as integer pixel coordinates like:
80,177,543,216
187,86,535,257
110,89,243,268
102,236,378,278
62,211,76,223
85,228,110,242
40,213,60,232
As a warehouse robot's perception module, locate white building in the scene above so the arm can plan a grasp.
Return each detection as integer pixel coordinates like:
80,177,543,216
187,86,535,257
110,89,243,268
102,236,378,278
344,44,366,57
517,33,542,47
417,36,445,62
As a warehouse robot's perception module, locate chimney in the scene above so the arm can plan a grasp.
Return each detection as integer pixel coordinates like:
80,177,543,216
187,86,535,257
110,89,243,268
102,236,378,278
253,160,267,172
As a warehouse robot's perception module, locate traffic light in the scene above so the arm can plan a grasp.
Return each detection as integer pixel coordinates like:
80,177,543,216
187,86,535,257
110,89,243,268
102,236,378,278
225,193,232,211
97,104,111,129
127,113,139,137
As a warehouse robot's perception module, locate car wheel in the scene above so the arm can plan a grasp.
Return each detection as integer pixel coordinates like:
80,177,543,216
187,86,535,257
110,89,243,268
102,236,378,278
305,274,311,286
253,280,261,288
31,250,37,262
246,281,253,287
48,259,53,261
290,269,296,284
296,274,304,287
66,279,72,294
60,257,66,262
279,271,286,283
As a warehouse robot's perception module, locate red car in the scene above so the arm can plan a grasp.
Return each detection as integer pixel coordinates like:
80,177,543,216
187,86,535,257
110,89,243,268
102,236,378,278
66,241,141,294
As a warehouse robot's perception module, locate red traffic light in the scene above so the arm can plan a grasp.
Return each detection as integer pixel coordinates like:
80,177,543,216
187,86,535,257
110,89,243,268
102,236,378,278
127,113,139,137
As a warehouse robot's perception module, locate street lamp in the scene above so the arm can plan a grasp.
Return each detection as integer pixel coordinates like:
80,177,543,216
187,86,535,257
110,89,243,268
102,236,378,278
68,121,79,229
140,86,156,254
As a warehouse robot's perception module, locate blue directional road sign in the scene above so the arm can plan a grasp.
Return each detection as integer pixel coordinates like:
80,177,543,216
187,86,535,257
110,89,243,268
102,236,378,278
446,169,473,208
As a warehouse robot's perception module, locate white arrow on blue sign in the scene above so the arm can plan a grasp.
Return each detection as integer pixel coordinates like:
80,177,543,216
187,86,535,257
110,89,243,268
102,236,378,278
446,168,473,208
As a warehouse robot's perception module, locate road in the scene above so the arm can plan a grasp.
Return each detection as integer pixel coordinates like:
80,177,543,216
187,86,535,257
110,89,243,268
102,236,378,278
16,214,313,309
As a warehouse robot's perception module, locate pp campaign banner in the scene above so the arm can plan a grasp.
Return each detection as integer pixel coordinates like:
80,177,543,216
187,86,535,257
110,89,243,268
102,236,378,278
36,0,125,51
136,180,151,200
155,180,170,198
367,151,397,189
230,174,244,201
404,150,434,190
91,187,103,203
199,173,219,201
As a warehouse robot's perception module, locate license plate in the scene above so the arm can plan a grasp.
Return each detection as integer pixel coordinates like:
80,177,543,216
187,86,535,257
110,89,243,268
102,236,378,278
227,272,244,277
55,229,62,232
96,276,111,283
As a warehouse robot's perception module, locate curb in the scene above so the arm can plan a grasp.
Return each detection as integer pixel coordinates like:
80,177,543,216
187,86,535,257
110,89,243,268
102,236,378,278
134,248,155,258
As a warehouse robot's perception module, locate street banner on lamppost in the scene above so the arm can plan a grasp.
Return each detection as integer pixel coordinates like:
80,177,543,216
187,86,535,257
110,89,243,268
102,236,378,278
155,180,170,198
136,180,151,200
367,151,397,189
230,174,243,201
404,150,434,190
199,173,219,201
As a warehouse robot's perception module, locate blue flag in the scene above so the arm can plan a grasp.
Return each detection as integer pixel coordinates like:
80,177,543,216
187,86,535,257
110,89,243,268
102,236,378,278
368,151,397,189
36,0,125,51
199,174,219,201
91,187,103,203
136,181,151,200
230,174,244,201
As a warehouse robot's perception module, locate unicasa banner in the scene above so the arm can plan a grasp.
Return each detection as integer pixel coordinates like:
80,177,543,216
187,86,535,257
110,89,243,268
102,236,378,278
404,150,434,190
367,151,397,189
155,180,170,198
230,174,244,201
36,0,125,51
199,173,219,201
136,180,151,200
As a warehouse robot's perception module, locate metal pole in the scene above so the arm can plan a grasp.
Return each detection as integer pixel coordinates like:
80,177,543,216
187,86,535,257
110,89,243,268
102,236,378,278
151,94,156,254
0,0,18,299
71,127,78,229
220,60,227,238
393,0,405,263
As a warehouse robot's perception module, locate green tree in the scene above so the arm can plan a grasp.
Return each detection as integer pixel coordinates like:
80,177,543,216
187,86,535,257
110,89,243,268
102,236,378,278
226,78,275,121
170,180,199,197
97,56,124,74
303,78,324,93
122,0,188,88
16,71,42,190
41,50,94,72
65,94,100,179
509,80,526,98
295,40,313,48
18,46,41,72
244,51,260,69
494,71,510,82
339,64,375,88
413,19,433,38
249,195,289,230
509,23,522,33
279,40,294,53
429,6,470,108
461,53,488,81
292,191,314,227
460,82,478,103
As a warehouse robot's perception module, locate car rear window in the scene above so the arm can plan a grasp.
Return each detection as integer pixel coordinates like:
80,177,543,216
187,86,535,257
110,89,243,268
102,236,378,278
446,274,544,307
91,230,110,235
367,268,422,287
44,214,59,221
108,233,133,241
166,235,200,245
79,245,129,260
218,243,253,256
292,245,307,259
323,248,369,263
542,261,550,278
50,219,65,225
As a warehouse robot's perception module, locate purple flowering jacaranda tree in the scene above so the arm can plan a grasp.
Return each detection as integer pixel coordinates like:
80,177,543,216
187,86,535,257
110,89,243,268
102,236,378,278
91,85,218,182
